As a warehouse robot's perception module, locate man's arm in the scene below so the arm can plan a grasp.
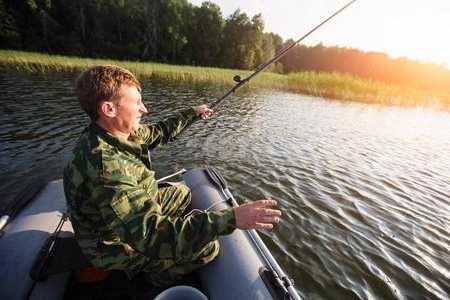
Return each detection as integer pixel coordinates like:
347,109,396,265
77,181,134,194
96,172,235,260
95,172,280,260
133,108,197,149
133,105,213,149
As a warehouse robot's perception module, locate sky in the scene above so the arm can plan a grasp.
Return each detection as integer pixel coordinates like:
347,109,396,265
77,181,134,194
188,0,450,67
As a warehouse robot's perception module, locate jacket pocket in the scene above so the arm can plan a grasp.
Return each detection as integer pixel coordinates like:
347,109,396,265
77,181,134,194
110,194,132,221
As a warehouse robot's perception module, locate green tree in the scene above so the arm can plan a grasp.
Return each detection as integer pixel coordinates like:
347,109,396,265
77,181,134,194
0,0,20,48
221,10,253,69
185,1,224,66
139,0,190,62
158,0,189,62
249,14,264,68
3,0,52,51
140,0,162,60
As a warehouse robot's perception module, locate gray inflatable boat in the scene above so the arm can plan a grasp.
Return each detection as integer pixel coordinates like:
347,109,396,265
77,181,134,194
0,168,300,300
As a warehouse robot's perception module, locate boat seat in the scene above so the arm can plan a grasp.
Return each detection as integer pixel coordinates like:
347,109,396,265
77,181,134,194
31,181,178,284
30,235,110,283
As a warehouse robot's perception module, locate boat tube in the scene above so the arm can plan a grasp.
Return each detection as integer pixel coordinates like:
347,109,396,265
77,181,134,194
184,168,300,300
0,180,72,300
0,168,300,300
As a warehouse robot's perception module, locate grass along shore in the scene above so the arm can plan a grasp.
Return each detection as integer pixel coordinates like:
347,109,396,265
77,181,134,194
1,50,448,108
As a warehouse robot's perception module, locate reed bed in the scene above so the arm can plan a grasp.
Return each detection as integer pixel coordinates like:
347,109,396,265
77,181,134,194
1,50,448,108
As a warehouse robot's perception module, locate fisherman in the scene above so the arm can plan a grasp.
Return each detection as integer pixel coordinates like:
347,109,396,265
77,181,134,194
63,65,282,287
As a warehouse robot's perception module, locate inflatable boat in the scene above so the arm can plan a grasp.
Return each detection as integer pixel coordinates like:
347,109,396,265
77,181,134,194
0,168,300,300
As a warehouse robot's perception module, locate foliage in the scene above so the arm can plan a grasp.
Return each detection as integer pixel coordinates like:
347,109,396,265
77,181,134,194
184,1,224,66
0,0,20,47
279,43,450,94
0,0,282,71
1,0,450,94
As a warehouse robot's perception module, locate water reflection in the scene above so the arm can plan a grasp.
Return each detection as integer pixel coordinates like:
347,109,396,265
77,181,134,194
0,72,449,299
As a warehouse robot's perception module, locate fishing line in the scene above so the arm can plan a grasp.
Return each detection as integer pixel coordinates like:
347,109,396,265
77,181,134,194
207,0,358,110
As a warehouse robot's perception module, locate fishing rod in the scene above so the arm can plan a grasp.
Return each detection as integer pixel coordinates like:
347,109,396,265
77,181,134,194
30,213,68,281
156,168,187,183
207,0,358,109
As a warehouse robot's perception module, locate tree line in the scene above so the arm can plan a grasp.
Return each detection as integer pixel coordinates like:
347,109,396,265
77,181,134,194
0,0,284,71
1,0,449,92
279,43,450,93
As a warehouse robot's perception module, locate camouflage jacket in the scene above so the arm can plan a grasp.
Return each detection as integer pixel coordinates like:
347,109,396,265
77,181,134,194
63,108,236,277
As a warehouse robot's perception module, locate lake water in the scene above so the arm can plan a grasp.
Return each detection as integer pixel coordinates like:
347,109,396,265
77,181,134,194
1,72,449,299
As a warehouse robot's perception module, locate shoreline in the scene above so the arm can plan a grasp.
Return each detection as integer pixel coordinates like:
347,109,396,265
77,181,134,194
1,50,449,109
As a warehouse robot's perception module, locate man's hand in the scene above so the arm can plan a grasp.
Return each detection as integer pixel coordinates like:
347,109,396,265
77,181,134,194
234,200,281,230
193,104,213,120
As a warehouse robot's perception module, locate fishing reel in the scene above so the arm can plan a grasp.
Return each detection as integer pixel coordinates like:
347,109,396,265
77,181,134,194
233,75,242,83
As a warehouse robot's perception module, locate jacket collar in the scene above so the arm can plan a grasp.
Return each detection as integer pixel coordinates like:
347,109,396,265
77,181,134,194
89,123,143,156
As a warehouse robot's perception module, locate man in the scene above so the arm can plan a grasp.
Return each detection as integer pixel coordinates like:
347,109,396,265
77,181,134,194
63,65,281,287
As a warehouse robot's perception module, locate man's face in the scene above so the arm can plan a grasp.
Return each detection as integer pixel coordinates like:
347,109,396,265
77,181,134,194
112,84,148,135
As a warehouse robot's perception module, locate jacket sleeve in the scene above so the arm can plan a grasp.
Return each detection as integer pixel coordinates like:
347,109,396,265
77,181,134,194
133,108,198,149
96,167,236,260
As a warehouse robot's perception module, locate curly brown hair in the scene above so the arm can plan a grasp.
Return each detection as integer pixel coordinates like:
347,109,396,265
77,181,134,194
75,65,141,121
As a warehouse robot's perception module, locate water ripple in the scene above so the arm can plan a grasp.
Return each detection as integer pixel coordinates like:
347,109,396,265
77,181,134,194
1,73,450,299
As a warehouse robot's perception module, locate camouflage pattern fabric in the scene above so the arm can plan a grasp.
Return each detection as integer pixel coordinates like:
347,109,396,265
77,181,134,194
63,108,236,281
143,184,220,286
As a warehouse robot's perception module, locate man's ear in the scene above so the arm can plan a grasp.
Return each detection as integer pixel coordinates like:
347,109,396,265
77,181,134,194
99,101,117,118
